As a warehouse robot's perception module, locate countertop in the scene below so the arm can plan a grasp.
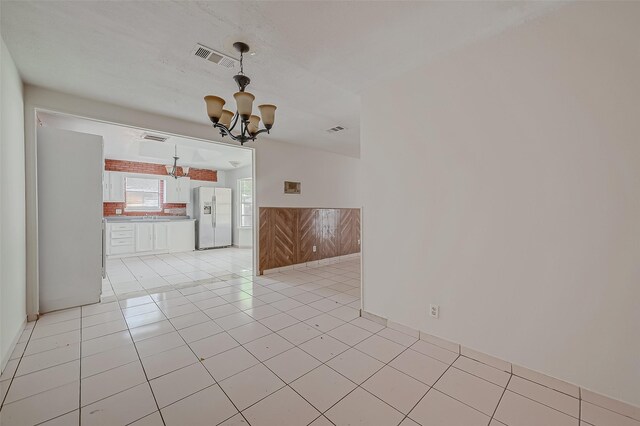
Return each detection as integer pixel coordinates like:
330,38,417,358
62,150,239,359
104,216,195,223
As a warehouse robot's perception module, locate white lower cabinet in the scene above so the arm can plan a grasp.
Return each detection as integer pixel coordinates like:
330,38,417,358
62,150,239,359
135,223,154,252
106,220,194,257
153,222,169,251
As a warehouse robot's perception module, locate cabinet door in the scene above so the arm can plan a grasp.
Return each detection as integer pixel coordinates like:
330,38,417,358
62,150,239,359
164,177,180,203
108,172,125,202
178,177,191,203
135,223,154,252
103,172,109,202
154,223,169,251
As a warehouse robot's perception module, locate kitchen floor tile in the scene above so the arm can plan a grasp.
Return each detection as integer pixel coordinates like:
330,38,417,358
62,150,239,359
244,333,294,361
219,364,285,410
327,347,385,384
140,344,198,379
299,334,349,362
434,366,504,416
243,386,319,426
0,381,79,426
327,322,373,346
81,361,147,406
355,334,405,363
81,383,157,426
277,322,322,345
494,390,578,426
161,384,237,426
389,348,450,386
202,346,260,381
149,362,215,408
409,389,490,426
291,365,356,412
264,347,321,383
325,387,404,426
227,321,272,344
188,331,239,360
362,365,429,414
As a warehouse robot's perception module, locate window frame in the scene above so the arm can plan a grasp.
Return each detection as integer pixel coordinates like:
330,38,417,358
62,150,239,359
124,176,162,212
237,177,253,229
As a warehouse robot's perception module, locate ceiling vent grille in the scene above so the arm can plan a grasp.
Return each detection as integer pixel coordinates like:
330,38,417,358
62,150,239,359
193,44,237,68
326,126,346,133
141,133,169,143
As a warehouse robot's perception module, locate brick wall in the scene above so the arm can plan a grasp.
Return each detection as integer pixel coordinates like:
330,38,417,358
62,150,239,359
103,159,218,217
104,159,217,181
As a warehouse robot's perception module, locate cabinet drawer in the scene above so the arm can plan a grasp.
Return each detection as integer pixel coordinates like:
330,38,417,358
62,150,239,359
109,223,134,231
110,244,135,255
111,238,134,246
111,230,134,239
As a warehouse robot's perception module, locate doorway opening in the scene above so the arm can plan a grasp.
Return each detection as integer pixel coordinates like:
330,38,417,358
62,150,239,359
36,110,255,308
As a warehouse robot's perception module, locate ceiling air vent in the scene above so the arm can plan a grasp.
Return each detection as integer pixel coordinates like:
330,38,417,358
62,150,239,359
141,133,169,143
326,126,346,134
193,44,237,68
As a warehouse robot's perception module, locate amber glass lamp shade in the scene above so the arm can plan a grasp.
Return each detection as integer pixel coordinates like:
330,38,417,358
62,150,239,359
248,115,261,134
258,104,276,129
204,96,226,122
219,109,234,128
233,92,255,120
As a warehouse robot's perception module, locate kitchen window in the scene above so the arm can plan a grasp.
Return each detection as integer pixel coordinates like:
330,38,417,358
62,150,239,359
125,177,161,212
238,177,253,228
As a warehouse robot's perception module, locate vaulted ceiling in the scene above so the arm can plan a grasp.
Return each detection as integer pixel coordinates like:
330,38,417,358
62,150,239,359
1,1,560,157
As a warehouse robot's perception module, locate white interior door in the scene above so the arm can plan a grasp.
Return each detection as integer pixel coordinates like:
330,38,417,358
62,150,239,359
37,127,103,313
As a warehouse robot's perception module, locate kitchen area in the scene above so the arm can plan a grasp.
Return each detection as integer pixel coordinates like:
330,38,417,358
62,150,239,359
36,111,254,308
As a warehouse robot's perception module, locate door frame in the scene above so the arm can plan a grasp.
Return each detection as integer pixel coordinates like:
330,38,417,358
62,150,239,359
26,107,257,318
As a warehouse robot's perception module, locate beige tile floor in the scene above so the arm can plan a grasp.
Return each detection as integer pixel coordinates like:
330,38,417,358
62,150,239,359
1,249,638,426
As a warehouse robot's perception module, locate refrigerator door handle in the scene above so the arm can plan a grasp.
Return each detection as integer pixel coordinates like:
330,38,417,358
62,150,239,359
101,220,106,279
212,196,216,228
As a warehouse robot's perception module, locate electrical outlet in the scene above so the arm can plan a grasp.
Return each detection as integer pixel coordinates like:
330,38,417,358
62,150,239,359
430,304,440,319
115,208,122,215
312,245,317,252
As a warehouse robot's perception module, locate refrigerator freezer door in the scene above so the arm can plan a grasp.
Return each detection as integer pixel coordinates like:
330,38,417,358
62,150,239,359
195,186,215,249
213,188,232,247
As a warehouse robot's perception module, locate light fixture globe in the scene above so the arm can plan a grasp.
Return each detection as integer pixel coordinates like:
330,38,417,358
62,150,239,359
204,96,225,123
203,42,276,145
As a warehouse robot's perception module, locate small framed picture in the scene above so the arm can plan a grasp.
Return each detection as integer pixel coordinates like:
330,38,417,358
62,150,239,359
284,181,301,194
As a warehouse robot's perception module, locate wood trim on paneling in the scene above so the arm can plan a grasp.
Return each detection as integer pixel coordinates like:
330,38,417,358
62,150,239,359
259,207,360,274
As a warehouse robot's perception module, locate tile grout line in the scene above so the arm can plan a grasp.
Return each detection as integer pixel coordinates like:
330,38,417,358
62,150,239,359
0,324,35,410
488,371,513,425
397,353,461,426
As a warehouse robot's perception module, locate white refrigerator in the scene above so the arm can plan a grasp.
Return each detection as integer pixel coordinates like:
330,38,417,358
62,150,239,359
194,187,232,249
37,127,104,313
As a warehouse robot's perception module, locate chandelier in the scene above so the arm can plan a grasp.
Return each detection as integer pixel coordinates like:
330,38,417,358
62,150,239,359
204,42,277,146
165,145,189,179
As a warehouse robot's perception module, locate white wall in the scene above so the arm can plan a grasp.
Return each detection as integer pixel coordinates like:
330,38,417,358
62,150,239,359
225,166,253,248
0,38,26,371
360,2,640,406
254,139,360,208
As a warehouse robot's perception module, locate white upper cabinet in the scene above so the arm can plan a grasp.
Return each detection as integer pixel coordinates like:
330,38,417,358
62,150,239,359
178,177,191,203
103,171,125,202
165,176,191,203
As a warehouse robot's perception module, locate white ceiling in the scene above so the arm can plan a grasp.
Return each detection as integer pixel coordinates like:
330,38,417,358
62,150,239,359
1,1,560,158
38,112,252,171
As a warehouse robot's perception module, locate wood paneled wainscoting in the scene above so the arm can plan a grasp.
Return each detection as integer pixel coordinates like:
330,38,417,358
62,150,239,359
259,207,360,274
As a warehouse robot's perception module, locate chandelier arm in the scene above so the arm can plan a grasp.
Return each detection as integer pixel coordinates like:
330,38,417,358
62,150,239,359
228,112,240,132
